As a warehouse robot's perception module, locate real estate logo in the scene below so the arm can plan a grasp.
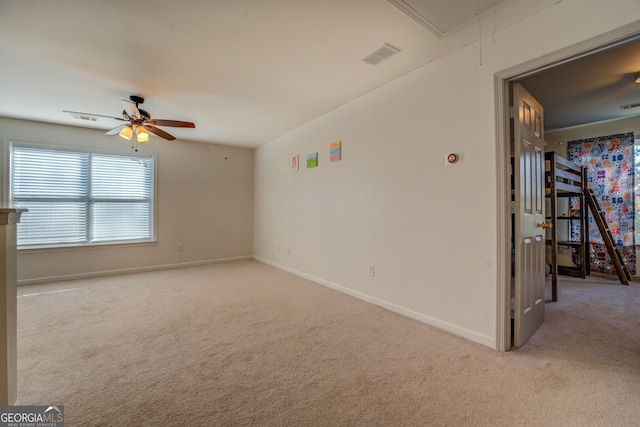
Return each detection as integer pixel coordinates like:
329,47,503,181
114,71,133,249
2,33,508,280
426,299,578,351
0,405,64,427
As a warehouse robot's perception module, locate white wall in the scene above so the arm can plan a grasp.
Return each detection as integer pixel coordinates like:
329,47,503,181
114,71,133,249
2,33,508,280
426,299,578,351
254,1,640,348
546,116,640,150
0,118,254,283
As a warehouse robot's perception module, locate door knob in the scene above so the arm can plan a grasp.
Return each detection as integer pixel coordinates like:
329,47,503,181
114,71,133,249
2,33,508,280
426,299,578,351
540,222,553,229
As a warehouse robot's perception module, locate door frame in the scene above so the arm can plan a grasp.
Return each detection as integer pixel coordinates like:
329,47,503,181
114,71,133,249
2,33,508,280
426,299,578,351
495,22,640,352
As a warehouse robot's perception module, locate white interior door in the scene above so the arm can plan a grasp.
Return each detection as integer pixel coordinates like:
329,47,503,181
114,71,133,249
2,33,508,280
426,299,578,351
513,83,546,347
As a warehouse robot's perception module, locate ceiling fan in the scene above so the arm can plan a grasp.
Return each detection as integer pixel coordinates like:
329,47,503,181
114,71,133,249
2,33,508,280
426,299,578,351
64,95,195,149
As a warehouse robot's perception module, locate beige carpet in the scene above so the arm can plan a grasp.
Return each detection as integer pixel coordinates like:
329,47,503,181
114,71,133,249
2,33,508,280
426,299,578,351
16,260,640,426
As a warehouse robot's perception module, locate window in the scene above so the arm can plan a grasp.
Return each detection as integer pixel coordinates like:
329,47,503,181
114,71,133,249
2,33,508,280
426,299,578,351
10,143,154,248
635,132,640,244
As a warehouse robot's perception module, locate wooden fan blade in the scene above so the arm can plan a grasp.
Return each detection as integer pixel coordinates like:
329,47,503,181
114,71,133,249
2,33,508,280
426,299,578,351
146,119,195,128
121,99,140,119
145,125,176,140
105,123,129,135
63,110,126,121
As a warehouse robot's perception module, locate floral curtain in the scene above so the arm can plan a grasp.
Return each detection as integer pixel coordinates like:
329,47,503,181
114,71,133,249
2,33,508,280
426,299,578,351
567,132,636,276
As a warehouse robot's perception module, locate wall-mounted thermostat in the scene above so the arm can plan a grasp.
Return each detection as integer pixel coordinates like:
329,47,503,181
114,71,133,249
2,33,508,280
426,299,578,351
445,152,462,165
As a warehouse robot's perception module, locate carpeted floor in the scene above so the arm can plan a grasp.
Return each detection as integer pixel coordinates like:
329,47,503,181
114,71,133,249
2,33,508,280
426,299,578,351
15,260,640,426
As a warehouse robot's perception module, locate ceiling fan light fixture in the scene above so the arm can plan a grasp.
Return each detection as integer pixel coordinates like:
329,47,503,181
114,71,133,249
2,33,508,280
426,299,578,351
66,95,195,150
119,125,133,140
136,125,149,142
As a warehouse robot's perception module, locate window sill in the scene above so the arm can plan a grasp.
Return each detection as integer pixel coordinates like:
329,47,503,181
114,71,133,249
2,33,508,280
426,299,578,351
18,240,158,254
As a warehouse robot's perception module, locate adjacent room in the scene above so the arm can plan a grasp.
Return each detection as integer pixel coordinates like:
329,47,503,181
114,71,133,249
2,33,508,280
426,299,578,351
1,0,639,424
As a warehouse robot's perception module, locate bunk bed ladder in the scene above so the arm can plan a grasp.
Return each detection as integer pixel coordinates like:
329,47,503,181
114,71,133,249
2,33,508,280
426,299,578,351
584,188,631,285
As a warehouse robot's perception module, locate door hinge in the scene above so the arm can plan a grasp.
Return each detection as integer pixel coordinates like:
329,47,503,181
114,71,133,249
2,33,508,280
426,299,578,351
510,297,516,310
509,106,517,119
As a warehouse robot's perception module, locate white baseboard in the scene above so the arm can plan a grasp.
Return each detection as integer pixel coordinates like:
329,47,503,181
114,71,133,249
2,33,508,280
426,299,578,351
17,255,254,286
254,257,495,349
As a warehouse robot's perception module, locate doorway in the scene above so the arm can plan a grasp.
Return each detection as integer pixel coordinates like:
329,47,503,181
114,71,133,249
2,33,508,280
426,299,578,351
496,23,640,352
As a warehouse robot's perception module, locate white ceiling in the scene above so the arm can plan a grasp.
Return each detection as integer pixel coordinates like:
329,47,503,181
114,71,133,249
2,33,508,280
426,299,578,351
388,0,510,36
517,38,640,131
2,0,631,148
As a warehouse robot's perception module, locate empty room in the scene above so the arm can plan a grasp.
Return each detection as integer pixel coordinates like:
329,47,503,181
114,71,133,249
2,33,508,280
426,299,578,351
1,1,640,425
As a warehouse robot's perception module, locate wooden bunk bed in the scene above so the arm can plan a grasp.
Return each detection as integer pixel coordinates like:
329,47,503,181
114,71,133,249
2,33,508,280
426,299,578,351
545,151,630,302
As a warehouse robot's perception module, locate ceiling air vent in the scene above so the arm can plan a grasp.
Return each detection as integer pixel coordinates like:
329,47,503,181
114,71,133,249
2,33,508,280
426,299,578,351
69,113,98,122
361,43,401,66
619,101,640,111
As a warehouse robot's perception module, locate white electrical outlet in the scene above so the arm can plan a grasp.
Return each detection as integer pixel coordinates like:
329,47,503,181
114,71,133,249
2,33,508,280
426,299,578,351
177,244,183,252
369,264,375,277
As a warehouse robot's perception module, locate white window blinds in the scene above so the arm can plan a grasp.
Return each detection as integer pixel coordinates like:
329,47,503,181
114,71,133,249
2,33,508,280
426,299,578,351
10,143,154,248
